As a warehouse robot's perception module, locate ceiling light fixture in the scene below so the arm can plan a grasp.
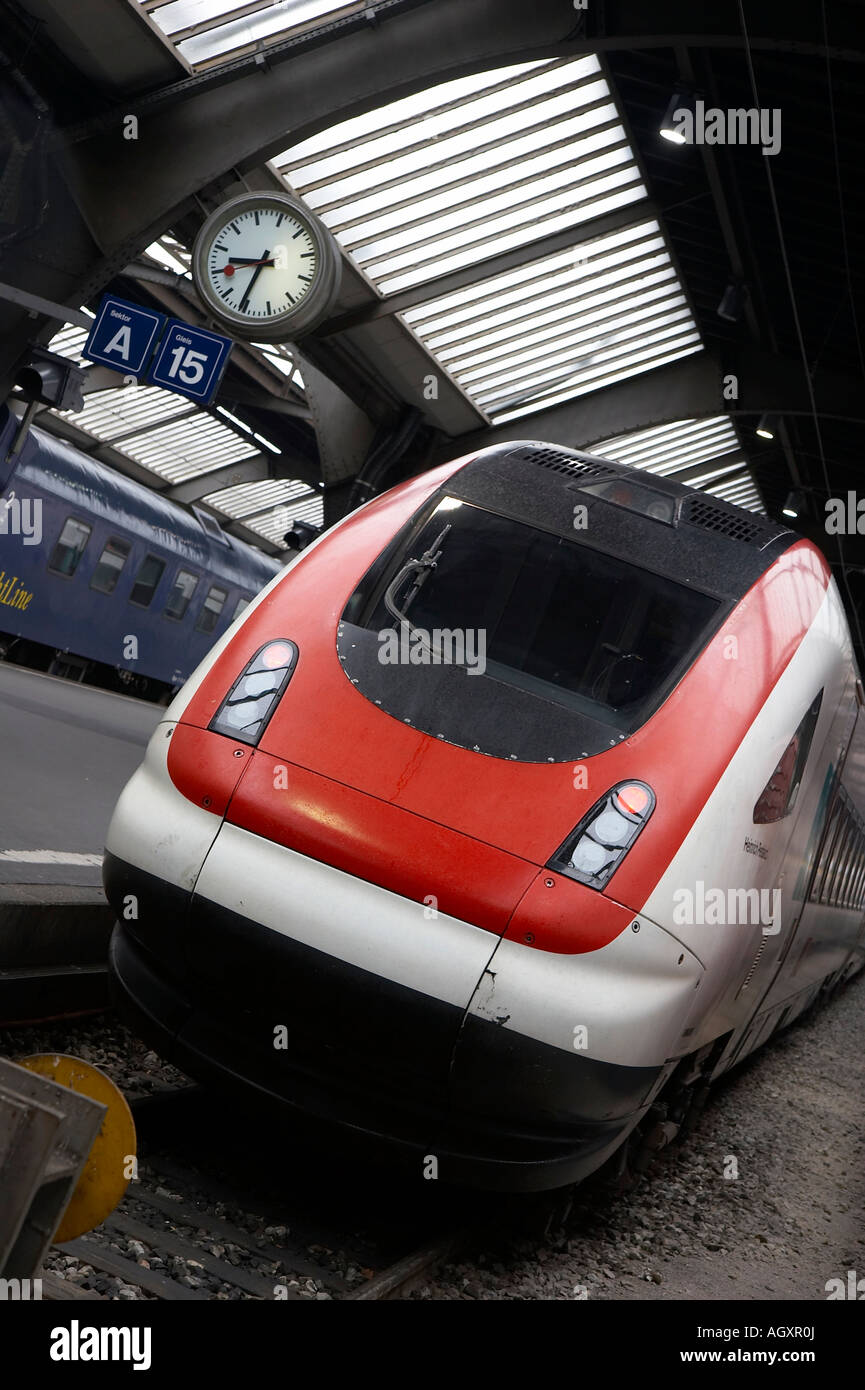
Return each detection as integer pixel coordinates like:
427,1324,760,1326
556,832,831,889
717,282,746,322
782,490,804,519
660,92,692,145
756,413,777,440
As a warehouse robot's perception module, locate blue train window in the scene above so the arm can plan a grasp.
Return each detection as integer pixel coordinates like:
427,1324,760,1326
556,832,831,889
195,584,228,634
232,595,251,621
129,553,166,607
90,536,131,594
164,568,199,621
48,517,91,577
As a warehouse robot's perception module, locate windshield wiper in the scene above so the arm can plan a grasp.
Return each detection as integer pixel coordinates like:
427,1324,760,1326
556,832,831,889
383,523,452,631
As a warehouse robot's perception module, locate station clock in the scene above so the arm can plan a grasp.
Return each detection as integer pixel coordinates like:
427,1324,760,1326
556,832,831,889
191,192,341,341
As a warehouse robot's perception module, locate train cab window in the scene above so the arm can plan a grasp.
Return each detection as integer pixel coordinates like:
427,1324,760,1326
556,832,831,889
340,498,723,760
195,584,228,634
753,691,823,824
129,553,166,607
90,537,131,594
232,596,251,622
48,517,91,577
164,568,199,621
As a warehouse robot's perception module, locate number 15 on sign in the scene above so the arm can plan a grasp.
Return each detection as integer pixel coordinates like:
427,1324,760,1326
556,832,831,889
147,320,233,405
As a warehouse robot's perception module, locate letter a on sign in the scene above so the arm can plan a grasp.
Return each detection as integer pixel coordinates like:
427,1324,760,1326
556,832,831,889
104,325,132,359
84,295,167,376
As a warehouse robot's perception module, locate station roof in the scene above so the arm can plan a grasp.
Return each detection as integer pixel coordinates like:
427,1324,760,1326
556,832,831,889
33,33,769,548
12,0,860,582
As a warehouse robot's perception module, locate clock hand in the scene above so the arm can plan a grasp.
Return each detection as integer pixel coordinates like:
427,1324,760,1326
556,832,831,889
219,258,276,277
237,249,270,311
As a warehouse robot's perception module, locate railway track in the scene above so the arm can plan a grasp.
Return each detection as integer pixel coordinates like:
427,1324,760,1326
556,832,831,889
44,1084,470,1302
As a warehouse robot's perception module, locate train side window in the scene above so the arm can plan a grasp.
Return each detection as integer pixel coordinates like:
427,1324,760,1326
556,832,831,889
48,517,91,577
164,568,199,621
753,691,823,824
840,817,857,905
90,537,131,594
195,584,228,634
852,839,865,908
842,823,864,906
817,800,845,904
829,812,853,907
129,553,166,608
232,595,251,622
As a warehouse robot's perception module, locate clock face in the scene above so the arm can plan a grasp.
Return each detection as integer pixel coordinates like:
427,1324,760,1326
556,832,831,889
192,194,341,341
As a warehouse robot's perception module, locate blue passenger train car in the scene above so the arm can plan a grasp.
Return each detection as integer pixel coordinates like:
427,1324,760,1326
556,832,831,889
0,405,281,699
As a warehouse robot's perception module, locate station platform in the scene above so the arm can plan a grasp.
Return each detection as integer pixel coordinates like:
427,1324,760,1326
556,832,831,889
0,666,159,1022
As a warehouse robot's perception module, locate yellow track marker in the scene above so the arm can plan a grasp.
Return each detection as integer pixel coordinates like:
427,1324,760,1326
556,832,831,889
18,1053,136,1242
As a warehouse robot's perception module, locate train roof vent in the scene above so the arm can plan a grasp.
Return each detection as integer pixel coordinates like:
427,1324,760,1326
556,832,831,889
192,503,232,548
681,494,780,545
508,444,617,483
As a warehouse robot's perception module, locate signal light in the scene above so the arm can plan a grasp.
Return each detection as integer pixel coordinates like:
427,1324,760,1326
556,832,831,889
14,346,86,411
209,639,298,745
548,780,655,890
260,641,295,670
615,783,651,816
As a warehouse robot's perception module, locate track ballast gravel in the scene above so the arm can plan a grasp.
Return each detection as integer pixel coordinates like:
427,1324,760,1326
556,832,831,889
410,973,865,1301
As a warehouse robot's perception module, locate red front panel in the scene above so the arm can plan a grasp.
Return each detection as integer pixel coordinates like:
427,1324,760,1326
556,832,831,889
170,451,831,952
224,750,538,937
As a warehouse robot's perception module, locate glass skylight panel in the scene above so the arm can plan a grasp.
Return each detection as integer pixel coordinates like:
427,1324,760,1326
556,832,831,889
120,412,259,483
239,493,324,546
144,237,191,277
204,477,315,517
591,417,742,475
489,341,704,424
277,58,713,422
278,56,647,296
48,322,90,362
708,477,765,513
287,59,588,182
139,1,355,68
255,346,296,376
47,361,259,485
57,385,195,441
408,222,667,340
402,216,700,421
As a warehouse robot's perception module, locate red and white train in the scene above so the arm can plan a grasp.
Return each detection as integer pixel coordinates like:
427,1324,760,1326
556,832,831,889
104,441,865,1190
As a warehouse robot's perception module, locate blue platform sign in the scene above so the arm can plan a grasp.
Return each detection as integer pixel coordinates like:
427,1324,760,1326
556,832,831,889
84,296,166,376
147,320,233,405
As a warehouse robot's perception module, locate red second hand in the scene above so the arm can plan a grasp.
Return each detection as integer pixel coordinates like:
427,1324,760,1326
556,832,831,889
219,259,275,275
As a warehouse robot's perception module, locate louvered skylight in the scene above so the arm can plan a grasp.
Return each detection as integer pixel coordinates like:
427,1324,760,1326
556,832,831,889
278,56,702,422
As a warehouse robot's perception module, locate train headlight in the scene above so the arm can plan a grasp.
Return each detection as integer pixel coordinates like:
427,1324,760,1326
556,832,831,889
548,780,655,890
208,640,298,746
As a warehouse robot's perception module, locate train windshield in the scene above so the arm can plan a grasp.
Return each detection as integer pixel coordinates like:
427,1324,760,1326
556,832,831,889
339,497,722,762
